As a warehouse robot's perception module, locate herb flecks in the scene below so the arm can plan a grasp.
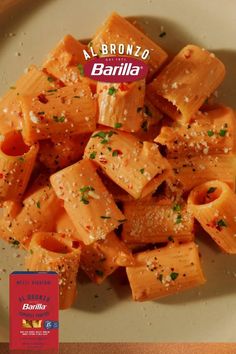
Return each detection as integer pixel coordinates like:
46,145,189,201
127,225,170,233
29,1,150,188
114,122,122,129
89,151,97,159
207,187,217,194
170,272,179,281
219,129,227,137
53,115,65,123
108,87,117,96
216,219,227,230
77,63,84,76
92,130,117,144
207,130,214,137
80,185,95,205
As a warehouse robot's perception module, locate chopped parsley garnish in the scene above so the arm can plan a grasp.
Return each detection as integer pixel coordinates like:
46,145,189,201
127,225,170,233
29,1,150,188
158,274,163,282
114,122,122,128
95,269,104,277
175,214,182,224
219,129,227,137
47,89,57,92
10,239,20,247
107,146,112,151
80,185,95,205
47,76,55,82
77,63,84,76
207,187,217,194
18,157,24,162
170,272,179,281
140,168,145,174
207,130,214,137
173,204,181,212
159,31,167,38
141,120,148,132
100,216,111,219
36,201,41,209
108,87,117,96
92,130,117,144
89,151,97,159
217,219,227,228
144,105,152,117
53,115,65,123
112,150,119,157
30,249,34,254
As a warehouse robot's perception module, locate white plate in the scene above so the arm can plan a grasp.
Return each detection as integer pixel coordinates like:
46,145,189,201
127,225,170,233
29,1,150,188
0,0,236,343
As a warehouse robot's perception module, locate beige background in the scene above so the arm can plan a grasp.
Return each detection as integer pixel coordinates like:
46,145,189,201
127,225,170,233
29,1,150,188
0,0,236,344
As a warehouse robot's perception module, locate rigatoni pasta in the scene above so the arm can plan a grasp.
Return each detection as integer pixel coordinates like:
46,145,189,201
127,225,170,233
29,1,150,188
91,12,168,81
188,180,236,254
97,80,145,132
155,106,236,157
126,242,206,301
20,83,97,144
0,131,38,201
84,129,171,199
26,232,81,309
50,159,125,245
122,198,194,244
147,45,225,122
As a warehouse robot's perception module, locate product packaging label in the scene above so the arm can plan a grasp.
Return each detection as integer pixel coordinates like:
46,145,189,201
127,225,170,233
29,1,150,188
10,271,59,351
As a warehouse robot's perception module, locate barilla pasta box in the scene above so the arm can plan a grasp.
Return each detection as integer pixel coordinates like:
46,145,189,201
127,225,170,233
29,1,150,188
10,271,59,351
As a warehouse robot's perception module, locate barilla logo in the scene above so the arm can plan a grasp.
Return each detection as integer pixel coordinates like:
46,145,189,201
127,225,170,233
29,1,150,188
83,44,149,82
22,303,47,310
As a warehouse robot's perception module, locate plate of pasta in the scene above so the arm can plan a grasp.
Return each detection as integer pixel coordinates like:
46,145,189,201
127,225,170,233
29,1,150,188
0,0,236,343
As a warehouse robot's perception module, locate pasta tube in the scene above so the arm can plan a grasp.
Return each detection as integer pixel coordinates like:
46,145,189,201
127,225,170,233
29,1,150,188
50,159,125,245
0,65,59,134
43,34,87,84
26,232,81,309
81,232,135,284
20,83,97,144
92,12,168,80
147,45,225,122
126,242,206,301
188,180,236,254
38,133,90,171
169,154,236,192
97,80,145,132
43,34,96,91
155,106,236,157
122,198,194,244
0,131,38,201
1,175,61,248
84,129,170,199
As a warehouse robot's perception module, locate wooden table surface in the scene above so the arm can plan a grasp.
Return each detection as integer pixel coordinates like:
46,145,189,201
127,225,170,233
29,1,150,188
1,343,236,354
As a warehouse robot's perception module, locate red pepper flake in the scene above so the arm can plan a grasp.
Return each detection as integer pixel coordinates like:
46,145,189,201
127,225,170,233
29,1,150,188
37,93,48,104
72,240,80,249
0,173,4,179
98,156,108,164
85,225,91,231
119,83,129,91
